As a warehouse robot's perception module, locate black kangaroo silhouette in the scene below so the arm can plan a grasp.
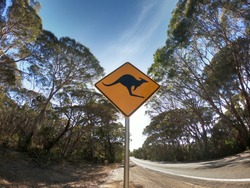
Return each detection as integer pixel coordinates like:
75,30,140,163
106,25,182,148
103,74,148,98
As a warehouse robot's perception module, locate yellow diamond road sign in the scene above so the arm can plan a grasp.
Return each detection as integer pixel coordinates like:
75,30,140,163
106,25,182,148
95,62,160,117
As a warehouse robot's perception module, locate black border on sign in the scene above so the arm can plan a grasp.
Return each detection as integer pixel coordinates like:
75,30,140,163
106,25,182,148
94,62,160,117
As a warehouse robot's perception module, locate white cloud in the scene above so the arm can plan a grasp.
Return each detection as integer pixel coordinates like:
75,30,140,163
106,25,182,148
120,1,156,43
98,0,170,73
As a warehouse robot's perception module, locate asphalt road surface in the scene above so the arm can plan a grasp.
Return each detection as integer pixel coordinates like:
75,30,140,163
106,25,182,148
130,153,250,181
102,151,250,187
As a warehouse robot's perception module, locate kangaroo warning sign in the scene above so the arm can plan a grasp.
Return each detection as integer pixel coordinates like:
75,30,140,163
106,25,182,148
95,62,160,117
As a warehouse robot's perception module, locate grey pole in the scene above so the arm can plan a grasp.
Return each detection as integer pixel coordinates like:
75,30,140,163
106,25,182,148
124,117,130,188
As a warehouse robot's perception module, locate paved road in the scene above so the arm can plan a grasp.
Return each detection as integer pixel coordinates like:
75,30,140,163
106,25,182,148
102,151,250,187
130,151,250,182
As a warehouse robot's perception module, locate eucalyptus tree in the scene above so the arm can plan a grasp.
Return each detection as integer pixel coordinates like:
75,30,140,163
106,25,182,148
143,111,182,161
148,0,250,149
91,99,124,163
143,105,214,161
0,91,19,146
0,0,42,88
30,30,103,121
17,30,104,151
202,38,250,148
54,95,125,163
69,97,124,162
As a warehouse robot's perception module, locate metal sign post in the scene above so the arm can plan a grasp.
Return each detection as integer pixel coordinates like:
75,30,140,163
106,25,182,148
124,117,130,188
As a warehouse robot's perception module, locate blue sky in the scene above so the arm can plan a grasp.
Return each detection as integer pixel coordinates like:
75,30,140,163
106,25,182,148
39,0,178,150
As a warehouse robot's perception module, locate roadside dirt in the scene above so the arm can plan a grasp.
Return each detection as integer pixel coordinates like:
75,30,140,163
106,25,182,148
100,164,143,188
0,149,112,187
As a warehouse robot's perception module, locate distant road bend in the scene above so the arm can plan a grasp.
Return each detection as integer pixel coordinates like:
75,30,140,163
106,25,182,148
130,151,250,182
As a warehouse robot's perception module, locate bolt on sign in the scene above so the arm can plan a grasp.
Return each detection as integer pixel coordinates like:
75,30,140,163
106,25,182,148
95,62,160,117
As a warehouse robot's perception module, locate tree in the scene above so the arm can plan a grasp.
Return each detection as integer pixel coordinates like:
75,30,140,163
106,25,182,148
202,38,250,148
0,0,42,88
211,118,242,157
0,0,125,165
30,30,103,122
143,105,214,161
148,0,250,150
13,29,104,151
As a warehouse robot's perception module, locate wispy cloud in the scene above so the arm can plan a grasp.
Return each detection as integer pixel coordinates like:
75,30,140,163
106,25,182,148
116,1,160,54
120,1,156,43
99,0,165,64
98,0,171,73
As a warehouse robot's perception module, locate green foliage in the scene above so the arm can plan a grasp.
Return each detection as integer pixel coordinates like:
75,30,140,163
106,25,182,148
142,107,213,161
0,55,19,87
203,37,250,96
0,0,123,165
211,119,242,157
144,0,250,162
0,0,41,88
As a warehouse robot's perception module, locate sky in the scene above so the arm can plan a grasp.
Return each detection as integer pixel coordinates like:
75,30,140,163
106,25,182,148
39,0,178,150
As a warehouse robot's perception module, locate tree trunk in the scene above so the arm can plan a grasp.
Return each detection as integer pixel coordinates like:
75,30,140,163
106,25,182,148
43,117,71,151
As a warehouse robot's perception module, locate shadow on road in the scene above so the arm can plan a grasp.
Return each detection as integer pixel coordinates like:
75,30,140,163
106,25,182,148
197,150,250,169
